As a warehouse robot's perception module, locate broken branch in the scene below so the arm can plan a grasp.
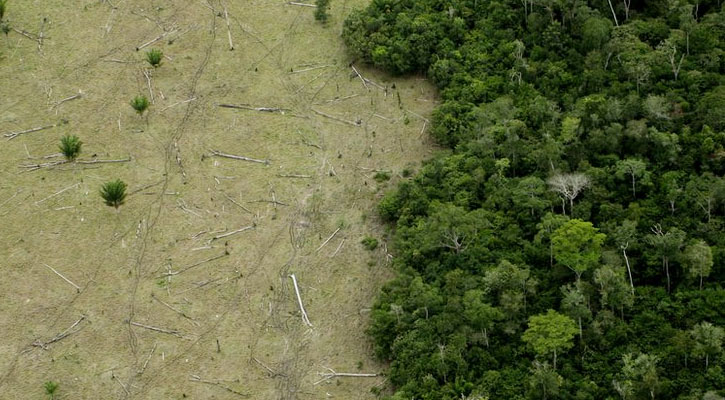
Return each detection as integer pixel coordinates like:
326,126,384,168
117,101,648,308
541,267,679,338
130,321,183,338
32,315,86,350
217,103,290,113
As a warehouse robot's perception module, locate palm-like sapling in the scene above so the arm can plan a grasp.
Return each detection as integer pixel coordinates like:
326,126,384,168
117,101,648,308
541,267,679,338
130,95,150,115
145,48,163,68
100,179,127,209
43,381,59,400
59,134,82,161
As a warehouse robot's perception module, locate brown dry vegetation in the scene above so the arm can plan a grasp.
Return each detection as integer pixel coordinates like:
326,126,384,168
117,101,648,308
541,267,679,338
0,0,436,398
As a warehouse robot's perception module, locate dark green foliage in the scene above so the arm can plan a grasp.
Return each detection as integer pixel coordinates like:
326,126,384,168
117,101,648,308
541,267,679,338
145,48,163,68
59,134,82,161
314,0,329,23
343,0,725,398
100,179,127,209
361,236,378,250
1,22,9,36
374,171,391,182
43,381,58,399
130,95,149,115
0,0,6,21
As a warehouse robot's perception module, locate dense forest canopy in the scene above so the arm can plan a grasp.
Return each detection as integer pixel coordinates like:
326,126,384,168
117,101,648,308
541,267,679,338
342,0,725,398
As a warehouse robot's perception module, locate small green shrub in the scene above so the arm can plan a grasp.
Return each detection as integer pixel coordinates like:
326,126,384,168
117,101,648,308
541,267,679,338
59,134,82,161
373,171,391,182
145,48,163,67
0,0,7,21
44,381,58,400
314,0,329,23
130,95,150,115
401,168,413,178
1,22,9,36
361,236,378,251
100,179,127,209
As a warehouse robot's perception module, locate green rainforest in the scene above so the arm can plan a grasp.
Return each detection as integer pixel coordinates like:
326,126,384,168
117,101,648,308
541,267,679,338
342,0,725,398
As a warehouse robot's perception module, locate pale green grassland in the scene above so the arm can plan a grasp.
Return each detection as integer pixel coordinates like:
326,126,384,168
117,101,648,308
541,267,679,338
0,0,436,398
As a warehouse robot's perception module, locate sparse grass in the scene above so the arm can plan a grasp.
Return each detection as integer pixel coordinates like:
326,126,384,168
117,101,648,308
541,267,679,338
145,48,163,68
59,134,82,161
130,95,149,115
100,179,127,209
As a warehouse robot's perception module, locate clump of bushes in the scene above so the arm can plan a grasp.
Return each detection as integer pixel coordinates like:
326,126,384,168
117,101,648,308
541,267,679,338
361,236,378,250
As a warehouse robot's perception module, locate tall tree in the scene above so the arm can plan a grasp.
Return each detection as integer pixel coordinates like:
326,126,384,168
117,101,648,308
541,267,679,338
560,283,591,340
682,240,713,290
522,310,578,369
619,353,659,400
594,265,634,318
552,219,606,281
612,220,637,294
462,289,502,347
690,322,724,369
646,225,685,293
615,158,650,198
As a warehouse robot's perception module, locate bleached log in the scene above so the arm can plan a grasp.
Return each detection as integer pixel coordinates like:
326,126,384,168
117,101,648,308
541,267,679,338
211,225,254,241
314,367,378,385
289,274,313,327
130,321,183,338
43,263,81,292
288,1,316,7
311,108,361,127
210,150,270,165
315,227,340,252
217,103,290,113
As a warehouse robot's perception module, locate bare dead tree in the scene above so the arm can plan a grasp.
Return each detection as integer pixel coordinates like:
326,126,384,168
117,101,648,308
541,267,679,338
547,173,590,215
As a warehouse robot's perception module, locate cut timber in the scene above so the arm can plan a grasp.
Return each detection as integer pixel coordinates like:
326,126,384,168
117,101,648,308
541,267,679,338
4,121,64,140
314,367,378,385
217,103,290,114
211,225,254,241
210,150,269,165
43,263,81,292
32,315,86,350
289,274,313,327
311,108,361,127
223,5,234,51
130,321,183,338
288,1,316,6
35,183,80,205
315,227,340,252
351,64,368,89
162,252,229,277
277,174,311,178
137,343,157,375
51,90,83,111
136,29,177,51
189,375,247,397
76,157,132,165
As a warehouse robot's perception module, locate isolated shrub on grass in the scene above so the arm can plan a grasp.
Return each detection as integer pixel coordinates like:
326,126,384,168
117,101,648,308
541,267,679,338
59,134,82,161
100,179,127,209
315,0,329,23
361,236,378,250
130,95,149,115
43,381,58,400
145,48,163,68
0,0,7,22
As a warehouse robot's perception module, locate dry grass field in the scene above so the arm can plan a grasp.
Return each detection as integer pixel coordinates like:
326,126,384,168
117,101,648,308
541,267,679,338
0,0,437,398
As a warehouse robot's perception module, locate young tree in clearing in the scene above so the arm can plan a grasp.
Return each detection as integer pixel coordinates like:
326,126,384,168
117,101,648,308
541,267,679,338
547,173,589,215
315,0,330,23
100,179,128,209
522,310,577,370
683,240,713,290
59,134,82,161
551,219,606,282
690,322,724,370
